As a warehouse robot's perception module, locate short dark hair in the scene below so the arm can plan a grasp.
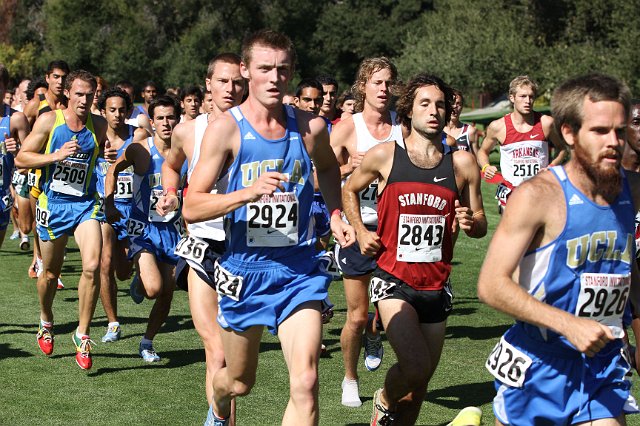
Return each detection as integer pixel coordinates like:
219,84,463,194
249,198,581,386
98,87,133,112
207,53,242,79
46,60,70,75
451,88,464,104
115,80,134,91
295,78,323,98
241,29,295,68
552,73,631,138
149,95,181,120
395,73,453,130
26,77,48,100
180,85,204,102
64,69,97,92
316,75,338,91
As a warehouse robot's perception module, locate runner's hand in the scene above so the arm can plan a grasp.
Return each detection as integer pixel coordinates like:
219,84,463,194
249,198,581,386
356,229,381,257
247,171,287,202
331,214,355,248
156,194,179,216
563,316,614,357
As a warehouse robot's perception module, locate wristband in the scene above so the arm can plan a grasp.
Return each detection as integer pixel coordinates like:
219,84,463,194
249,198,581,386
331,208,342,217
481,164,490,173
165,187,177,196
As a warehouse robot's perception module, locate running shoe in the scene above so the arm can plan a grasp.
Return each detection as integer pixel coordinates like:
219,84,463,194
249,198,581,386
19,235,29,251
321,298,334,324
364,334,384,372
36,326,54,355
9,230,20,240
371,388,395,426
139,341,160,362
28,263,38,279
341,377,362,408
72,334,95,370
101,324,121,343
205,404,229,426
447,406,482,426
57,278,64,290
129,274,143,304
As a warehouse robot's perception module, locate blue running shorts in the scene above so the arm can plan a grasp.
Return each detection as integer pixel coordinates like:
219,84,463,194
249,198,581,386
36,194,103,241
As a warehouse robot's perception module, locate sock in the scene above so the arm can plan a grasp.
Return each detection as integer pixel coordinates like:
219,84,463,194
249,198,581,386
108,322,120,328
40,319,53,329
75,329,89,341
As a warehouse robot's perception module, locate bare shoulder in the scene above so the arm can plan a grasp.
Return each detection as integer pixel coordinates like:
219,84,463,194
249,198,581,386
510,169,561,213
452,148,477,170
33,110,57,130
330,115,355,145
10,110,29,128
540,113,555,131
91,113,107,133
487,116,506,133
133,127,149,142
171,119,194,147
364,140,395,166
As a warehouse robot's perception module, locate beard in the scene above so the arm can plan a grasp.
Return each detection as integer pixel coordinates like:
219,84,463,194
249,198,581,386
573,141,621,200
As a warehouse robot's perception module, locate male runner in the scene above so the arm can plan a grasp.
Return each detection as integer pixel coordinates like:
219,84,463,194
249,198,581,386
445,88,479,154
202,90,214,114
0,65,30,248
183,30,354,426
343,73,487,425
116,80,153,135
477,75,566,213
330,57,404,407
179,85,203,122
105,95,185,363
96,87,145,342
157,52,245,408
317,75,339,123
478,73,640,425
295,78,323,115
131,81,158,121
16,70,109,370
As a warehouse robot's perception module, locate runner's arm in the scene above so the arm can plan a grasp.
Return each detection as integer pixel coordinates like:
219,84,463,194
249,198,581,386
159,124,187,214
454,151,487,238
544,115,568,167
14,112,61,168
476,119,500,174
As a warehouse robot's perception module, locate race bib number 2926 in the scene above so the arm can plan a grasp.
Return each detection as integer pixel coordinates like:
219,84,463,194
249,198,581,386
485,337,532,388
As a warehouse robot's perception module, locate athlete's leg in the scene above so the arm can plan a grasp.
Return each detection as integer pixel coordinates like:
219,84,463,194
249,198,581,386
143,260,175,340
576,415,626,425
212,325,264,419
279,301,322,426
99,222,118,324
341,274,371,380
38,235,68,323
114,237,132,281
376,298,447,424
188,267,225,404
17,194,32,235
74,219,103,335
0,228,6,249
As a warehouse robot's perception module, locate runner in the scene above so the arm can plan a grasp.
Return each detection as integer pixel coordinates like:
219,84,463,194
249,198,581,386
342,73,486,425
0,64,30,249
104,95,185,363
16,70,109,370
157,52,245,412
330,56,403,407
444,88,479,154
478,73,640,425
95,87,145,343
183,30,354,425
476,75,566,213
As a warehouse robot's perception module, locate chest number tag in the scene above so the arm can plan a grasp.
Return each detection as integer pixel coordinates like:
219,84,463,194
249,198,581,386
114,175,134,199
148,189,180,222
485,336,532,388
247,192,298,247
396,214,445,263
175,235,207,264
214,260,243,301
50,160,89,196
576,273,630,338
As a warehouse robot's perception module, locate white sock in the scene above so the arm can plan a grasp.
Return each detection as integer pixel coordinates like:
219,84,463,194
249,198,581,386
341,377,362,407
108,322,120,328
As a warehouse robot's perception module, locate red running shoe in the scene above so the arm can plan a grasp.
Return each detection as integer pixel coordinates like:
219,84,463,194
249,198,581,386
72,334,95,370
36,327,54,355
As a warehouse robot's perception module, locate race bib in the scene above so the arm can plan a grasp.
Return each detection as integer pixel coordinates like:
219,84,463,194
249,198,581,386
12,170,26,186
172,216,186,237
114,175,133,199
148,189,179,222
369,276,397,303
50,160,89,197
1,193,13,212
396,214,445,263
246,192,298,247
0,162,3,187
174,235,208,264
485,337,532,388
27,171,38,187
127,217,146,237
214,261,243,301
359,179,378,211
495,183,512,207
576,273,630,338
35,203,50,227
511,158,541,179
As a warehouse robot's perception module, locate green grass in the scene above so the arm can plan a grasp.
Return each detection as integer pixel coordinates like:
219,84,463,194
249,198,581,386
1,180,640,425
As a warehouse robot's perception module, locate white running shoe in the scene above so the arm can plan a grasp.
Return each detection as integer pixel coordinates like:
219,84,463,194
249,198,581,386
341,377,362,407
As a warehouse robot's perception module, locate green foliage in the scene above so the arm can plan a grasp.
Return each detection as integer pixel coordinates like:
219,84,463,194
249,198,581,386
0,43,39,78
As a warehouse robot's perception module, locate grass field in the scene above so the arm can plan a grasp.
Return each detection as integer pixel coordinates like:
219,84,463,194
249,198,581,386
1,180,640,425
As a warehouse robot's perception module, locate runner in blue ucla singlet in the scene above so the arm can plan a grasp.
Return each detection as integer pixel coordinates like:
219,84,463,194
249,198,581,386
0,104,15,232
216,104,329,334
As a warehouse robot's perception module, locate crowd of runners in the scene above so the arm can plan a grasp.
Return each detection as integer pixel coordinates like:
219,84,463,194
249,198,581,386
1,29,640,426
